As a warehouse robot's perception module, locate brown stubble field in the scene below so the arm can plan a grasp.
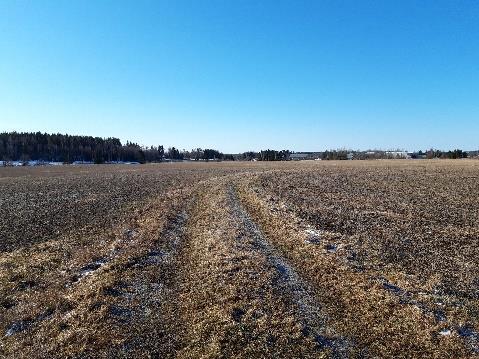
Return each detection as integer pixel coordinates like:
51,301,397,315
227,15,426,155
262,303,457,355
1,160,479,358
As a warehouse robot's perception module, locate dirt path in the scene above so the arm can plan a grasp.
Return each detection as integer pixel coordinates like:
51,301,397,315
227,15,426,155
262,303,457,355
165,178,348,358
102,207,191,357
227,186,350,357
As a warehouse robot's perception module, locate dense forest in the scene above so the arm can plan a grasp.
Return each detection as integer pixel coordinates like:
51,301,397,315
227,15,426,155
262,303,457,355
0,132,161,163
0,132,295,164
0,132,227,163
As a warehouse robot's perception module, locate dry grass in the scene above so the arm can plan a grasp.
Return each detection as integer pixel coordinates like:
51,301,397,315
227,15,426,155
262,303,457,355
170,179,331,358
236,160,479,358
1,160,479,357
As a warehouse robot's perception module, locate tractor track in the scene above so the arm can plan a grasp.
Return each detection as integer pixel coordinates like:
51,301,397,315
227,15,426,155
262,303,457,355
164,178,350,358
227,185,351,358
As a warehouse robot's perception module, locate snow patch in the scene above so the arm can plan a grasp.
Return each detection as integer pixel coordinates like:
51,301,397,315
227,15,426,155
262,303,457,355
5,321,31,337
80,260,106,277
70,259,108,284
325,244,338,253
305,228,321,236
124,228,139,239
304,228,321,244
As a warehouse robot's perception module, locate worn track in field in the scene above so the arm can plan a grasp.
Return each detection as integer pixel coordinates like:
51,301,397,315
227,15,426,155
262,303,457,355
227,185,351,358
162,178,342,358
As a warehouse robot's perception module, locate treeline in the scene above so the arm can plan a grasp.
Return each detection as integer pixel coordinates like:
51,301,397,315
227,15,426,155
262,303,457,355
171,148,230,161
239,149,291,161
321,150,349,160
1,132,474,164
0,132,293,164
0,132,228,163
0,132,163,163
323,149,470,160
416,149,469,159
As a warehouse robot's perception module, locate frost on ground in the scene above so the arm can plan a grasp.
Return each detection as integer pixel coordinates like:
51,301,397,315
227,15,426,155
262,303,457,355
304,228,322,244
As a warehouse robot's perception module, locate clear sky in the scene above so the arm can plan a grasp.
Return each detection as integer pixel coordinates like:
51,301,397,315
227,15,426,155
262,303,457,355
1,0,478,152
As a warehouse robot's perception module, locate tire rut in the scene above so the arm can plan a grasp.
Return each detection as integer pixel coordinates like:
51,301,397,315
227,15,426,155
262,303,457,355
228,185,351,358
169,179,350,358
104,204,192,357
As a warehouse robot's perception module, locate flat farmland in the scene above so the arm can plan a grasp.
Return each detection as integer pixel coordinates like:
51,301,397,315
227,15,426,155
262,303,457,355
1,160,479,358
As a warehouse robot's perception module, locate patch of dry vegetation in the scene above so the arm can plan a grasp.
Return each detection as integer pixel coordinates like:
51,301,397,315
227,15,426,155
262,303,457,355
1,160,478,357
235,160,479,357
168,179,333,358
0,164,221,357
0,186,194,357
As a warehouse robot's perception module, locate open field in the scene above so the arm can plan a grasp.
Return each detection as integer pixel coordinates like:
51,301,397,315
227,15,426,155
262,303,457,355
1,160,479,358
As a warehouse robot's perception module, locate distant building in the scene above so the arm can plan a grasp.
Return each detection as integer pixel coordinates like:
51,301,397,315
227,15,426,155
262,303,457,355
385,151,410,159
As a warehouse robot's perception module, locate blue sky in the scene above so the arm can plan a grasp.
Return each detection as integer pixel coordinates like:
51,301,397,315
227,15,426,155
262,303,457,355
0,0,478,152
